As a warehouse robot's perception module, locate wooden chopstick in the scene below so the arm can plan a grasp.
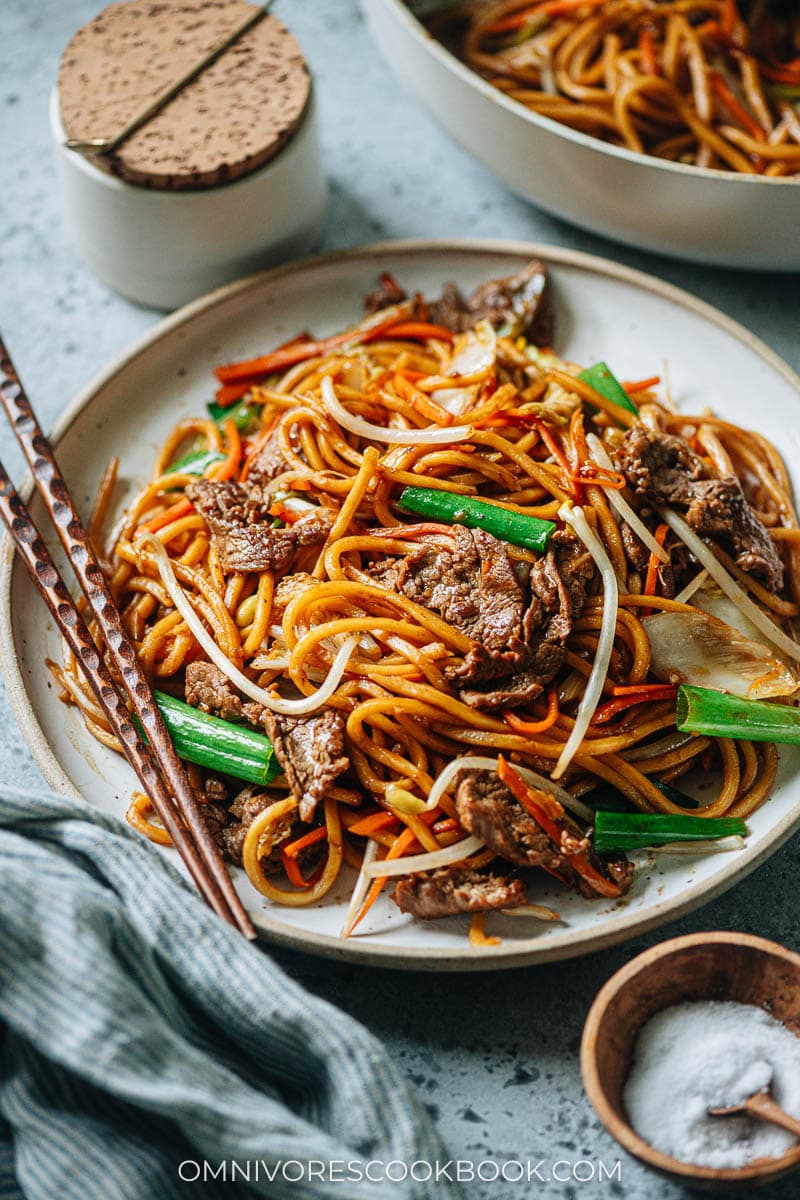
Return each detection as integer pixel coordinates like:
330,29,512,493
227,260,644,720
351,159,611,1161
0,339,256,940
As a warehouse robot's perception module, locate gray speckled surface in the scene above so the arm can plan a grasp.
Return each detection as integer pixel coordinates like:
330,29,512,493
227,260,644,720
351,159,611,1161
1,1,799,1196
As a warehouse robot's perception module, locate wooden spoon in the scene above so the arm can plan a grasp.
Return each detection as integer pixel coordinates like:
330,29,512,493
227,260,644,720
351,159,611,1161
708,1089,800,1137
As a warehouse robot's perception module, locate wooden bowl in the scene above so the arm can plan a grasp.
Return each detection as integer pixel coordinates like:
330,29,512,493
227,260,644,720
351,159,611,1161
581,933,800,1190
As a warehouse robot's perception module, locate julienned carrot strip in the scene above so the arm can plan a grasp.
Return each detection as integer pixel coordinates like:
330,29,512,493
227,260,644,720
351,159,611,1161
720,0,739,38
642,523,670,613
214,381,252,408
622,375,660,394
215,316,451,385
591,686,679,726
485,0,606,35
394,372,454,427
611,682,680,697
210,419,241,481
530,418,574,491
760,64,800,85
349,826,417,933
268,502,303,525
709,71,766,142
137,497,194,535
496,757,623,899
638,28,659,76
381,321,454,343
503,686,559,734
282,825,328,859
347,811,400,838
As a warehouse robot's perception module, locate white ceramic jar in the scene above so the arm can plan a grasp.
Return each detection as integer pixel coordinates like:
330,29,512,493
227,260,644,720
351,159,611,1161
50,89,327,310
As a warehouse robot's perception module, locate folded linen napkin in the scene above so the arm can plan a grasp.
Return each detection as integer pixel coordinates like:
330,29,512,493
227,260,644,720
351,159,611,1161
0,783,452,1200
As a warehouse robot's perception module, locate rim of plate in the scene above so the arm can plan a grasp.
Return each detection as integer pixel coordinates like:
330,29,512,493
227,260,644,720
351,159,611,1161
381,0,800,189
2,238,800,971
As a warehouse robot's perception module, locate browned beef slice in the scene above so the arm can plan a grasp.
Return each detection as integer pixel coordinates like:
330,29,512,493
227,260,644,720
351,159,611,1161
185,661,264,727
370,525,591,711
620,522,649,572
458,531,593,710
245,428,290,488
262,709,349,823
187,479,332,575
393,525,526,663
617,426,783,591
363,271,409,314
221,787,293,867
685,478,782,590
426,260,554,346
454,768,567,871
393,866,526,919
617,425,705,505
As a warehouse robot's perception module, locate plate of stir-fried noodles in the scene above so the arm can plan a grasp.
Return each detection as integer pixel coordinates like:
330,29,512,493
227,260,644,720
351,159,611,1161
2,241,799,967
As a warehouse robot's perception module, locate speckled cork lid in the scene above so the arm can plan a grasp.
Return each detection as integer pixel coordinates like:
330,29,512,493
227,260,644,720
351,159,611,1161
58,0,311,190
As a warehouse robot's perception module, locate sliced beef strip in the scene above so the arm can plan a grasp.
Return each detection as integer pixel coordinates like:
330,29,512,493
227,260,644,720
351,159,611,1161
457,531,593,710
362,261,554,344
393,865,526,919
262,709,350,823
455,768,634,899
185,661,265,727
363,271,409,315
369,525,592,711
391,525,526,670
617,425,783,591
245,428,290,488
221,786,293,868
187,479,332,575
454,768,567,872
426,260,554,346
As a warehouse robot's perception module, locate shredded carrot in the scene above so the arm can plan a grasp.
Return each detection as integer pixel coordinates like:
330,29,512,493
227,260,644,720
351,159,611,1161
569,408,627,489
638,28,659,76
347,811,401,838
215,316,408,383
485,0,607,36
210,419,241,481
642,522,670,613
348,826,417,934
268,502,303,525
282,825,328,859
622,375,660,394
592,686,679,725
394,372,454,427
709,71,766,142
214,381,252,408
469,912,500,947
720,0,739,38
530,417,575,493
760,64,800,85
381,321,454,343
503,686,559,734
496,757,623,899
610,682,679,697
137,497,194,536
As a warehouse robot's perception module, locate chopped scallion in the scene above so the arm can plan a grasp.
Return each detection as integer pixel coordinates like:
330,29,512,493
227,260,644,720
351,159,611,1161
397,486,555,552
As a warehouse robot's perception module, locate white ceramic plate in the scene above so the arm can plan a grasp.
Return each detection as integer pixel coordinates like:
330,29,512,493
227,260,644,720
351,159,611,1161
365,0,800,271
2,240,799,970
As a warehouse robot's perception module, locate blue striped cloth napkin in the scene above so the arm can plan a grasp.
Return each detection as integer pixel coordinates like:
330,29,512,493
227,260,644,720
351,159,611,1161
0,783,452,1200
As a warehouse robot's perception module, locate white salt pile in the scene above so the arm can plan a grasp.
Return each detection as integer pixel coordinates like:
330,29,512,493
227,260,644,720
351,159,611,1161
624,1000,800,1168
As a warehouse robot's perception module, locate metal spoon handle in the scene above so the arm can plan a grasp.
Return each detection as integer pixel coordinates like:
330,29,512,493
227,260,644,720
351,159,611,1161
745,1093,800,1137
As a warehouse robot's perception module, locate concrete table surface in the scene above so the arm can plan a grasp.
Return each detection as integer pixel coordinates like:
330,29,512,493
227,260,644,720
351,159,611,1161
1,2,798,1197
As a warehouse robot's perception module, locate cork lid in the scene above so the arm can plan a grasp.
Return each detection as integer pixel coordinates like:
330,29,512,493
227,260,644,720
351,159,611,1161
58,0,311,190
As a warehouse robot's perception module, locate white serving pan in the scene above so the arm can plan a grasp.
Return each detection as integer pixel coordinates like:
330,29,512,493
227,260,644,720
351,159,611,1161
365,0,800,271
2,240,800,969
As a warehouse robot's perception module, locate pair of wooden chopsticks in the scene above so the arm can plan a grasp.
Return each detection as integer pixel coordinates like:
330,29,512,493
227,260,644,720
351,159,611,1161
0,337,256,939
